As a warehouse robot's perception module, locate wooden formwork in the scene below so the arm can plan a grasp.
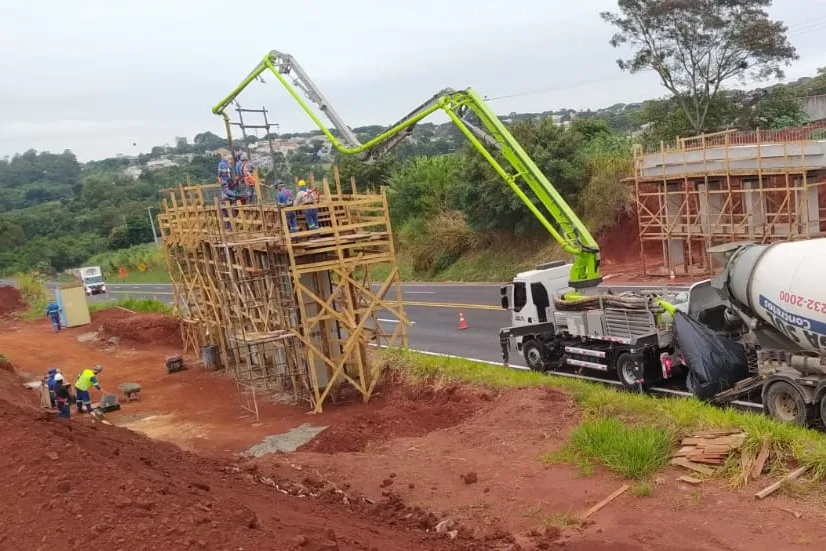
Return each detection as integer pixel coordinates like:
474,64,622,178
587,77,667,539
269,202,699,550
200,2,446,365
157,169,408,414
632,126,826,276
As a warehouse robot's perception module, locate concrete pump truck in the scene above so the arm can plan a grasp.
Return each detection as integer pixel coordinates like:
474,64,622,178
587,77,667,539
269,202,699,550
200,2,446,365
213,49,723,391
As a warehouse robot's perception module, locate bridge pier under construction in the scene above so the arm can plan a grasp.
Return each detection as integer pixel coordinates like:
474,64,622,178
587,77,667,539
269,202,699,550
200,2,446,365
157,171,408,417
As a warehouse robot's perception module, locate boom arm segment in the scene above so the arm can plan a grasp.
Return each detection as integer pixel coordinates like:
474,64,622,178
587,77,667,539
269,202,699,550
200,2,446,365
212,50,601,286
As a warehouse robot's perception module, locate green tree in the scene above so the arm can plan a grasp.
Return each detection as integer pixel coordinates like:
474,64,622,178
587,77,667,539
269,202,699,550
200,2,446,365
386,155,465,226
451,118,591,234
335,154,397,193
744,87,809,129
602,0,797,134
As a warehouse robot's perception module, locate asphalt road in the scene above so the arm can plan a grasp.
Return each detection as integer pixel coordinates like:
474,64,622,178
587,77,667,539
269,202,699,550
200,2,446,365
23,280,689,367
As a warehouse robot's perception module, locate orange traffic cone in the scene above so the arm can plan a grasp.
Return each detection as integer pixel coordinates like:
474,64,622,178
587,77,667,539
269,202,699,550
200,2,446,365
458,311,468,330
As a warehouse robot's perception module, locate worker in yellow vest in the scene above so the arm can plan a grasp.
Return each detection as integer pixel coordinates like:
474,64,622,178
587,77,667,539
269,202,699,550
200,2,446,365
74,365,103,414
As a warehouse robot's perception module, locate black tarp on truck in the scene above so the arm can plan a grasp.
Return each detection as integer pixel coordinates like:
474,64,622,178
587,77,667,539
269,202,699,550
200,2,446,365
673,311,750,400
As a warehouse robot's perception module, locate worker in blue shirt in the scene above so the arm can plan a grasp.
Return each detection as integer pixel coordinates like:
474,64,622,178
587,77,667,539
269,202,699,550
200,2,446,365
276,181,298,233
45,299,62,332
217,155,233,201
234,151,244,186
53,373,72,419
46,368,58,408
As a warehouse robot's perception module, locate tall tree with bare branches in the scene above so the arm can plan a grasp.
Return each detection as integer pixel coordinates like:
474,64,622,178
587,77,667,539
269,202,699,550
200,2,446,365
601,0,797,134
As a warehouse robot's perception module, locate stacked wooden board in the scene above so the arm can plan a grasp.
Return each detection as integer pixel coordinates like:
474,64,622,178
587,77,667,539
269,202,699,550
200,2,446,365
670,429,746,476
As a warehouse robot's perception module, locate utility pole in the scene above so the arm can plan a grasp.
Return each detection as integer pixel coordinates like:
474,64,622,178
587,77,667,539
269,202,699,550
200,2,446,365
147,206,159,244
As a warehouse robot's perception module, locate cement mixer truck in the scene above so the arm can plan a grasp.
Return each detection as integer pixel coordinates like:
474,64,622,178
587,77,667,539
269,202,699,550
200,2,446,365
708,238,826,425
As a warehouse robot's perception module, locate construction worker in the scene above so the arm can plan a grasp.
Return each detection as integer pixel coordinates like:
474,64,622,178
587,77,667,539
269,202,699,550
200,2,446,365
74,365,103,414
309,181,321,203
53,373,72,419
276,181,298,233
234,151,244,185
46,368,59,408
217,154,234,201
45,299,62,332
237,154,254,205
294,180,319,230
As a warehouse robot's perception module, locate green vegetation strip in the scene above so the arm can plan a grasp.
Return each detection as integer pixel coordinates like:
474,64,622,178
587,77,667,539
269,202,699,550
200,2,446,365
88,297,171,315
14,272,49,320
384,349,826,481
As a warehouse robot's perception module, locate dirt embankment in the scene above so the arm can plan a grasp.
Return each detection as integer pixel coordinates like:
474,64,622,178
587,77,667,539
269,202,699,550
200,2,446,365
301,375,495,454
0,395,513,551
0,286,26,317
92,309,182,348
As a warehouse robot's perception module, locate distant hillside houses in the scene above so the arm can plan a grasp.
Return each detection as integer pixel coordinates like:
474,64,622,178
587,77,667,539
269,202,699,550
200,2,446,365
146,158,178,171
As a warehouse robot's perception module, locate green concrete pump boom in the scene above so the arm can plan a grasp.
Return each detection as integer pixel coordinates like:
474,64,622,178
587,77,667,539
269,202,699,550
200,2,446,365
212,50,601,287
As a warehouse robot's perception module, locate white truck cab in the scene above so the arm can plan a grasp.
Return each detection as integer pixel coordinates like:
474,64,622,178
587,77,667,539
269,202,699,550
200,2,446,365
498,261,722,390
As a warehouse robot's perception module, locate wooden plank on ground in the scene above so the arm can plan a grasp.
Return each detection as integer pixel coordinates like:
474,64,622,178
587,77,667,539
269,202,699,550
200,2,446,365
673,446,697,457
755,466,809,500
751,441,771,480
580,484,630,520
692,429,743,438
671,457,716,476
678,476,703,485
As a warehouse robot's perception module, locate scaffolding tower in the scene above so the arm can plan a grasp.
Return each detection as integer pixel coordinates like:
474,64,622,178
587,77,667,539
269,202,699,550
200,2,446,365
632,123,826,276
157,168,408,416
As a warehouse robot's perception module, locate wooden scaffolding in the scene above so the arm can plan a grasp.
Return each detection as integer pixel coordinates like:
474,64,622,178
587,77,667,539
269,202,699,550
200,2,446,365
632,124,826,277
157,170,408,415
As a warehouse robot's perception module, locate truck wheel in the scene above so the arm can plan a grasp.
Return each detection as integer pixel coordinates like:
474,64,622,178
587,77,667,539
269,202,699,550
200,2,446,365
616,353,641,391
765,382,812,425
522,340,545,371
819,394,826,424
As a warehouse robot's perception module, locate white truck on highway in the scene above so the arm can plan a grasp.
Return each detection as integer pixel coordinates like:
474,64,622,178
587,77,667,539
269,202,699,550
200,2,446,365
708,238,826,425
498,261,725,390
67,266,106,296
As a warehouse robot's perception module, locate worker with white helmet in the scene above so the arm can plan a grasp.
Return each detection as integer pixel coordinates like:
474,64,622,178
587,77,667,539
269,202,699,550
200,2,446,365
53,372,72,419
74,365,104,414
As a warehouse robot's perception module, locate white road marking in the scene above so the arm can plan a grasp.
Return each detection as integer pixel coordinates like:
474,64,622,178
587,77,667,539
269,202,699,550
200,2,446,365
377,318,416,325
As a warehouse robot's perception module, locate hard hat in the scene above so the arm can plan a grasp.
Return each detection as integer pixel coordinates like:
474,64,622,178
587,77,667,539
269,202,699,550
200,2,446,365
93,365,103,373
298,179,306,188
54,373,64,382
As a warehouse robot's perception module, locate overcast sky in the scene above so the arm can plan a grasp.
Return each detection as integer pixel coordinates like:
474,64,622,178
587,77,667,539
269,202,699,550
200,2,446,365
2,0,826,161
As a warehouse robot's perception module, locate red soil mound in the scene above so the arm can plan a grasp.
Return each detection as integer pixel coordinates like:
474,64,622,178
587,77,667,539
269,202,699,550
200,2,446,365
0,286,25,317
0,367,39,410
0,395,509,551
300,376,495,453
94,310,182,349
598,213,641,266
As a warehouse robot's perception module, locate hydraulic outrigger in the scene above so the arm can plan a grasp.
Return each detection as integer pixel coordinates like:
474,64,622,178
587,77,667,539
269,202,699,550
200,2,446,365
212,50,601,289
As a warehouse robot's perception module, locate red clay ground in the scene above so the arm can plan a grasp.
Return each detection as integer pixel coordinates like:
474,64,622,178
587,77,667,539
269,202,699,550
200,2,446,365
2,310,826,550
0,285,25,317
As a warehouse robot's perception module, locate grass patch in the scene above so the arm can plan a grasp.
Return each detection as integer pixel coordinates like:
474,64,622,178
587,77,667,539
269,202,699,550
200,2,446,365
544,418,672,480
88,297,171,315
14,272,50,320
543,512,581,530
383,349,826,480
524,505,581,530
630,480,654,497
84,243,169,283
109,268,171,284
